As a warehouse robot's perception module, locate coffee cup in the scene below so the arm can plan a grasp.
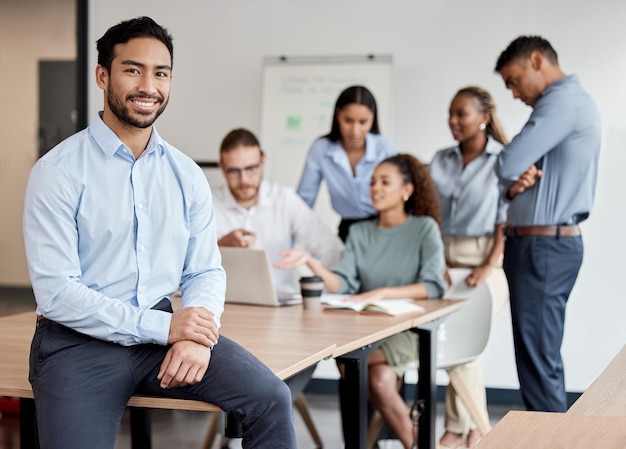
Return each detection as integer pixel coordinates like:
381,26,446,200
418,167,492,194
300,276,324,310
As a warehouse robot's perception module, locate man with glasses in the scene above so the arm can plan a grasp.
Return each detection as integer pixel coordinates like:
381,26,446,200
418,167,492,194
214,128,343,296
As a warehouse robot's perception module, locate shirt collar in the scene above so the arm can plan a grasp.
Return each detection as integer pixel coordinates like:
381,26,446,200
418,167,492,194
220,179,269,211
484,136,503,155
88,112,166,159
541,74,578,100
328,133,377,163
449,135,502,158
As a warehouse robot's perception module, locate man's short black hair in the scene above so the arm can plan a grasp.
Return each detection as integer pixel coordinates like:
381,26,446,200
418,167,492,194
96,16,174,72
495,35,558,72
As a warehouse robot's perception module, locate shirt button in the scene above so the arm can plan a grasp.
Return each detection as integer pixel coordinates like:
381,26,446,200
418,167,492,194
138,203,144,209
139,286,145,293
140,246,145,252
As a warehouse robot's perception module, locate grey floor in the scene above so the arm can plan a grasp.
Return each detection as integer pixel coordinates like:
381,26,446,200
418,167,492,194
0,288,519,449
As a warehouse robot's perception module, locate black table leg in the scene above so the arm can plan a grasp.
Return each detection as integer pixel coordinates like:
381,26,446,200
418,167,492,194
416,324,439,449
19,398,38,449
129,407,151,449
337,343,379,449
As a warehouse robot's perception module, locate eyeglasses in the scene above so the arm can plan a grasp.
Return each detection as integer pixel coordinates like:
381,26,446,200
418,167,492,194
223,163,261,178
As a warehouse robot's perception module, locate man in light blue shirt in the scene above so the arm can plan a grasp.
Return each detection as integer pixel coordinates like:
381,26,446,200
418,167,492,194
495,36,601,413
23,17,295,449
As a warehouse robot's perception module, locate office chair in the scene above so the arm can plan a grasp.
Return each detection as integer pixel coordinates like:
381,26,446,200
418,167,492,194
367,268,503,448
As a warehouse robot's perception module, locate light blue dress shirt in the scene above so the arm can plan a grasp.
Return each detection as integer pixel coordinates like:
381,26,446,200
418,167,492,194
429,137,508,237
23,114,225,346
297,133,398,219
496,75,602,226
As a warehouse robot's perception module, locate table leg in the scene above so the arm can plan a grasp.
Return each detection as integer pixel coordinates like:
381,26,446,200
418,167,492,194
130,407,151,449
337,344,378,449
338,357,367,448
224,412,243,438
19,398,38,449
416,324,438,449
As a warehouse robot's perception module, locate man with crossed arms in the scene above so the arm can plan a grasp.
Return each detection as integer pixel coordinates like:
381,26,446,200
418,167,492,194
495,35,601,412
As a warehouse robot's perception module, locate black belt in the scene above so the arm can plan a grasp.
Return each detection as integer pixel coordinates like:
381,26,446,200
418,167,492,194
504,225,580,238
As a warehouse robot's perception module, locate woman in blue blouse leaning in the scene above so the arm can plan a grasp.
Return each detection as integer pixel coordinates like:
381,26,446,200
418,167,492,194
297,85,398,241
280,154,446,448
429,86,510,449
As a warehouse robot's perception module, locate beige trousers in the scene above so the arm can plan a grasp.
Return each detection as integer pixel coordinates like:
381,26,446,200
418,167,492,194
443,236,508,435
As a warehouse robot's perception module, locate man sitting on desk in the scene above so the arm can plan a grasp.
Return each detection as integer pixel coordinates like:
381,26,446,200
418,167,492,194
22,17,296,449
214,128,343,296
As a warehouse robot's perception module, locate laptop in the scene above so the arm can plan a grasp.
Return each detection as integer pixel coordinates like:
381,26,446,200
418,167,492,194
219,247,302,306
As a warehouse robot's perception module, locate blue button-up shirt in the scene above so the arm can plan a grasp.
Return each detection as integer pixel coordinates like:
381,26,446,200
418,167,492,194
297,133,398,219
23,114,225,346
496,75,602,226
429,137,508,237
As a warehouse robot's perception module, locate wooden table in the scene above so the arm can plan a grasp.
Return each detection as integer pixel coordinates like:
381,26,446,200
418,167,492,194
474,411,626,448
568,345,626,416
0,298,462,449
221,299,462,449
476,345,626,449
0,310,336,449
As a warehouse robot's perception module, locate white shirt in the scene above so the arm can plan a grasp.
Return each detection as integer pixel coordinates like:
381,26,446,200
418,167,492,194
213,180,344,295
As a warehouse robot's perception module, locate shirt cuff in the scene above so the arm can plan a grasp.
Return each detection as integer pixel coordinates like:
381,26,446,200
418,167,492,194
139,308,172,345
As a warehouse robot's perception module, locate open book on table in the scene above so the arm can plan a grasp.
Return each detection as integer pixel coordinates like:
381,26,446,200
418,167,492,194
321,294,425,316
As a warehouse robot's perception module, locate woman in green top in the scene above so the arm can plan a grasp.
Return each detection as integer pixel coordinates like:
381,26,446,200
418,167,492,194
280,154,446,448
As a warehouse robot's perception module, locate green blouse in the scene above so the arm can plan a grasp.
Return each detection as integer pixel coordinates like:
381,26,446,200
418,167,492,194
332,215,446,299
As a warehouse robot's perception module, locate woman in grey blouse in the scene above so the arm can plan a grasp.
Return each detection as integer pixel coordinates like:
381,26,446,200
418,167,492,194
429,86,509,449
283,154,446,449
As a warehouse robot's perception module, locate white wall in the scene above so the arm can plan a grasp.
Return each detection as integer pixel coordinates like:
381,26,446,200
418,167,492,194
0,0,76,286
80,0,626,391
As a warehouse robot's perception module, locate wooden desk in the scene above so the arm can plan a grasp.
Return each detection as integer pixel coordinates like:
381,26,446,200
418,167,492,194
0,310,336,448
0,298,461,449
221,298,461,449
474,411,626,448
568,345,626,416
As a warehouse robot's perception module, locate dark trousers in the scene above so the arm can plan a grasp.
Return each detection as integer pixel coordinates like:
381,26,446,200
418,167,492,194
503,235,583,412
29,307,296,449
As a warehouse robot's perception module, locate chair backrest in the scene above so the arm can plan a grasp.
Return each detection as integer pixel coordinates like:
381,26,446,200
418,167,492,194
437,268,496,369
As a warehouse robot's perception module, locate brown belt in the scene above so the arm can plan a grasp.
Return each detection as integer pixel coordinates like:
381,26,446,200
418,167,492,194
37,315,44,322
504,225,581,238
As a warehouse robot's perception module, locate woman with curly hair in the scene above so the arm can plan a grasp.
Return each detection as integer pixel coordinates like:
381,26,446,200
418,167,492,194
279,153,446,449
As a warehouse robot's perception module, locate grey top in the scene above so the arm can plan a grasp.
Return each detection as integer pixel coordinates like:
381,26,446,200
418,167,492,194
429,136,508,237
496,74,602,226
332,215,447,299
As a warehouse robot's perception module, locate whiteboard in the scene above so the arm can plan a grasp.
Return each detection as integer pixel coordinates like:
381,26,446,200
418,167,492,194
260,55,393,228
